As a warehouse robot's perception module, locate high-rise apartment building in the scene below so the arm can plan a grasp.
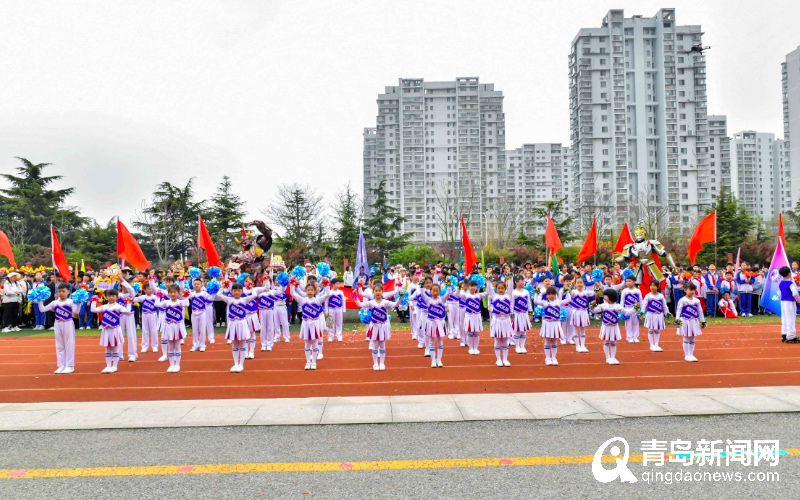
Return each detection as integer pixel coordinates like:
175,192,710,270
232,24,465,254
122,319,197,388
363,77,506,243
782,46,800,211
708,115,731,197
569,8,710,233
731,131,789,222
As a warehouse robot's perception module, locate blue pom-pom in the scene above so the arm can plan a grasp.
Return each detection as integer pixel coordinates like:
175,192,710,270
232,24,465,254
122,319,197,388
622,268,634,280
27,284,51,303
448,276,457,287
208,266,222,279
523,284,535,297
158,282,166,290
132,282,142,294
559,308,568,322
275,272,290,287
472,275,486,290
592,268,604,282
71,288,89,304
399,289,409,306
291,266,306,280
534,305,544,319
359,308,372,324
316,262,330,278
205,280,221,295
189,267,202,279
236,273,250,285
369,265,377,276
618,311,631,321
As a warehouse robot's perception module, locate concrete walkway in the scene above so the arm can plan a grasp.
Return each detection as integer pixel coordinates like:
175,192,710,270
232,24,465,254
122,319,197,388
2,385,800,431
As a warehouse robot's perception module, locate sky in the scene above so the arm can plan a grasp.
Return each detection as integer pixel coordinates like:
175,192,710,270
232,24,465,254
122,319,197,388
1,0,796,229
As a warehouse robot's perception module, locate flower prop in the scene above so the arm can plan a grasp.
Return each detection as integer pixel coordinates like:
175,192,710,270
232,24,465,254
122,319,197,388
208,266,222,279
220,279,231,289
592,268,604,282
700,321,707,329
359,308,372,324
156,291,164,299
675,318,683,327
158,282,166,290
289,276,299,287
205,280,221,294
275,272,290,288
291,266,305,280
71,288,89,304
26,284,51,303
320,278,331,288
181,289,191,298
188,267,202,279
316,262,330,278
245,281,254,289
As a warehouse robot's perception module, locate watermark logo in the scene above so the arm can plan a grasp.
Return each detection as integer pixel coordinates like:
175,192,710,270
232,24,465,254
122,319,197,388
592,437,638,483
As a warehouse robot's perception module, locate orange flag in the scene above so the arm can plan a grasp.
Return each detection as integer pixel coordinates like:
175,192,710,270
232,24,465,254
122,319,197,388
544,215,562,254
613,222,634,254
460,217,478,273
0,231,16,268
576,215,597,264
778,213,786,246
117,219,150,271
687,211,717,264
198,216,222,268
51,226,71,282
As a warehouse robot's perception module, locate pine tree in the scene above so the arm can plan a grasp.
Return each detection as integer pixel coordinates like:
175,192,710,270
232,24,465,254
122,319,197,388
696,187,753,263
332,183,361,262
524,198,574,249
262,183,323,253
362,180,410,256
206,176,246,255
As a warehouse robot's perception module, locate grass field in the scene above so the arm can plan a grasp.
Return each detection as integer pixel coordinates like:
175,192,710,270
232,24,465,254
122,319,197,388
0,310,788,339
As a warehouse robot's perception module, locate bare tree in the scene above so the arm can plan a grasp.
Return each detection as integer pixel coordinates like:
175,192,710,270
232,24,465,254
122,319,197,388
261,183,324,251
628,186,669,239
430,179,460,245
0,218,31,248
133,200,180,265
486,195,526,249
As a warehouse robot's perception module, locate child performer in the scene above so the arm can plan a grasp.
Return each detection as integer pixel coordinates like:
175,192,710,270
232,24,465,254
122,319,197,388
325,279,346,343
460,280,488,355
36,284,79,374
675,282,706,362
187,279,214,352
253,277,281,351
620,276,643,343
216,283,257,372
446,280,461,341
91,289,132,373
411,278,432,353
487,280,513,366
272,283,291,343
568,277,595,353
134,283,159,353
779,266,800,342
156,285,190,372
242,279,260,359
407,273,421,341
202,275,216,344
718,291,738,318
117,280,139,362
511,275,532,354
418,283,451,367
560,274,575,345
533,286,571,365
736,263,756,317
356,283,399,370
291,281,329,370
592,289,635,365
642,280,668,352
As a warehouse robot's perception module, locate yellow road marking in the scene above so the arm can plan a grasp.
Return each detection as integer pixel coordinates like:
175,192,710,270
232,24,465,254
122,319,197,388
3,450,799,479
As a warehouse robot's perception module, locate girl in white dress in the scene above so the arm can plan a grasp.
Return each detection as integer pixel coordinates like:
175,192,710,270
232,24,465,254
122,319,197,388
533,286,572,366
418,283,451,367
356,284,399,370
511,275,532,354
675,282,706,362
568,277,596,353
459,280,488,355
642,280,668,352
591,289,635,365
291,282,329,370
90,289,133,374
487,280,513,367
216,283,258,372
155,285,190,373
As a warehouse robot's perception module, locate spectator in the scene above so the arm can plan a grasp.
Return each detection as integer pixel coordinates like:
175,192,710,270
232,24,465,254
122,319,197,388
342,265,354,287
1,272,24,332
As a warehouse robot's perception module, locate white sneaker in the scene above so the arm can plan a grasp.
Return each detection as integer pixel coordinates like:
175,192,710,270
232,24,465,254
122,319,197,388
172,365,180,373
684,356,693,362
568,340,575,345
337,337,342,342
158,355,168,362
689,355,698,362
54,366,65,374
520,347,527,354
190,346,197,352
227,340,232,345
611,358,620,365
284,338,290,342
431,360,438,368
436,360,443,368
417,342,425,349
502,360,510,367
606,358,614,364
633,338,640,343
653,346,662,352
373,364,380,371
199,346,205,352
0,328,10,333
141,347,147,353
62,367,74,374
209,339,215,344
545,358,552,365
266,346,272,351
317,353,324,360
128,356,136,362
180,339,184,344
460,342,466,347
627,339,634,343
14,327,22,332
231,365,238,372
101,367,111,374
305,362,312,370
424,351,431,357
261,346,267,351
167,365,175,373
47,327,53,331
235,365,244,372
474,349,480,355
515,347,522,354
560,339,566,345
379,363,386,370
309,363,316,370
496,360,503,367
551,359,559,366
152,347,159,353
109,366,117,373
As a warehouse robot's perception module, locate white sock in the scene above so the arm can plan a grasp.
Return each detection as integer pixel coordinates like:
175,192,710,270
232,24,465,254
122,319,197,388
543,342,551,360
437,343,443,361
550,339,558,359
105,348,113,368
689,339,696,356
654,332,660,346
501,340,509,362
494,339,502,361
232,347,239,364
610,342,617,359
372,348,379,364
683,340,690,356
603,341,611,359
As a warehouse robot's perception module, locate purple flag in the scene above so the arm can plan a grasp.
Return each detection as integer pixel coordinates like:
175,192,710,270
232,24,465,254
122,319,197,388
354,228,370,281
760,238,790,316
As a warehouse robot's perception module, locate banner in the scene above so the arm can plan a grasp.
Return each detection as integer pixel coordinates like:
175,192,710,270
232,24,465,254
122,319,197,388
759,237,790,316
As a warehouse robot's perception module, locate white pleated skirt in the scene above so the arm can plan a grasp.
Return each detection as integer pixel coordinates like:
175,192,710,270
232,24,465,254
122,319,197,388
678,319,702,337
368,322,392,341
162,322,187,341
599,324,622,341
226,320,251,341
570,309,591,327
425,318,447,338
100,327,124,347
512,312,531,332
300,317,326,340
463,313,483,333
491,316,513,338
539,320,563,339
246,313,260,332
644,313,665,331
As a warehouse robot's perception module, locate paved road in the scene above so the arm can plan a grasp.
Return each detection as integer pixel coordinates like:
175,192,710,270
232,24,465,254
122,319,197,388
1,413,797,498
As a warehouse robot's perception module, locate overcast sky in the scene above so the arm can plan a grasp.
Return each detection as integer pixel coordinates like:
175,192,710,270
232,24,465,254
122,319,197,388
1,0,796,228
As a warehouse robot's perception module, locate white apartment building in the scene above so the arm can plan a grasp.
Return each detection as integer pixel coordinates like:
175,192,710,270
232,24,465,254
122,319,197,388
708,115,731,197
783,46,800,211
569,8,710,234
504,144,573,236
363,77,506,244
731,131,790,222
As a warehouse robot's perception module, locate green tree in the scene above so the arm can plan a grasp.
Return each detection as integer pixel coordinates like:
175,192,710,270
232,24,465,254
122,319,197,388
786,197,800,242
205,176,246,256
389,244,440,266
524,198,574,249
262,183,323,253
696,187,753,264
331,183,361,262
71,218,117,269
0,157,85,253
362,181,410,256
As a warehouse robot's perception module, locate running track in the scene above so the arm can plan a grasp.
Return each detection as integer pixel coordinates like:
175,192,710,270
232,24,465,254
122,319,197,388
0,324,794,403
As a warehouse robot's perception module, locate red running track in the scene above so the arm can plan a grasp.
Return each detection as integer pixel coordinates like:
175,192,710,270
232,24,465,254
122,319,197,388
0,324,796,403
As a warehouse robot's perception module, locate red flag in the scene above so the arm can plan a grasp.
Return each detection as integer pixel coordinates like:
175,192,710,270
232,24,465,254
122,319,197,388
198,216,222,268
0,231,16,268
575,215,597,264
614,222,634,254
117,219,150,271
544,215,562,254
461,217,478,273
778,213,786,246
51,226,71,282
687,211,717,265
